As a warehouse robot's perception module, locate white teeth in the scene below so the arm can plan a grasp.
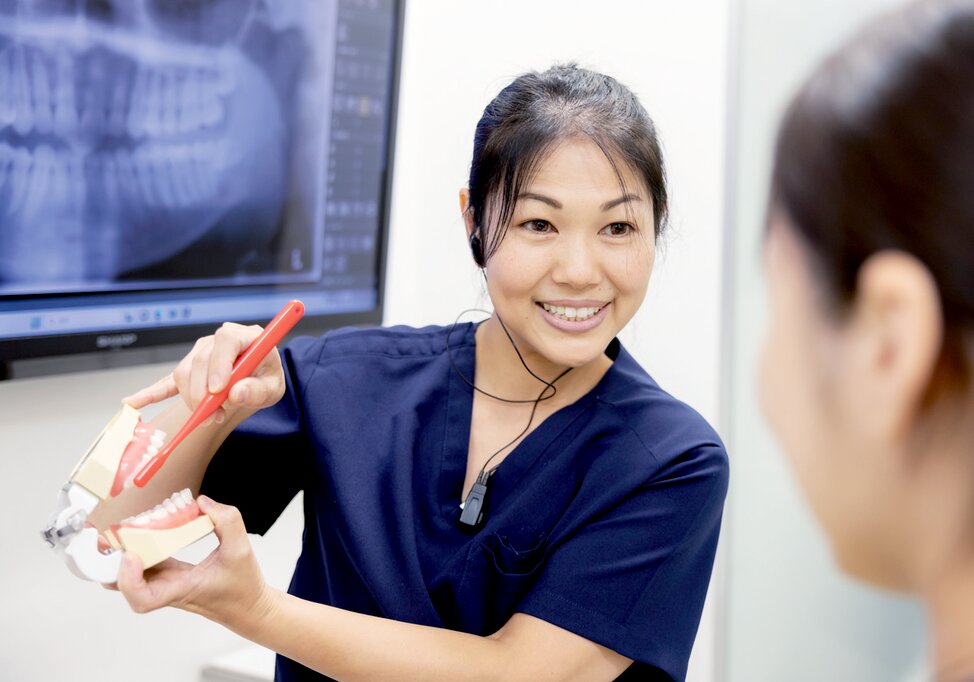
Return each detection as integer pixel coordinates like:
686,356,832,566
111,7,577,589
13,46,32,137
109,75,129,137
541,303,603,321
150,505,167,520
156,430,168,442
127,67,148,139
7,146,31,215
171,492,187,509
30,50,53,135
150,431,165,448
163,499,178,515
53,49,77,137
24,145,52,221
132,513,151,526
180,489,193,505
146,71,164,137
0,49,15,126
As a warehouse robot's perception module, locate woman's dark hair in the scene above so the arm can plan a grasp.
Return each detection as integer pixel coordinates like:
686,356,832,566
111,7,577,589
771,0,974,333
467,64,668,261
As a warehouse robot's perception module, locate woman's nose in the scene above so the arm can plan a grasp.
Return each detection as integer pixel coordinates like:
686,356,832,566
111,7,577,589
551,234,601,289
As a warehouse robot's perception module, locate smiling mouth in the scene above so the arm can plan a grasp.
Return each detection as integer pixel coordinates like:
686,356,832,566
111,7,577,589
538,302,607,322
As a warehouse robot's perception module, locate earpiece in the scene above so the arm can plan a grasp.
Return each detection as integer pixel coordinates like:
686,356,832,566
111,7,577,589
469,232,485,268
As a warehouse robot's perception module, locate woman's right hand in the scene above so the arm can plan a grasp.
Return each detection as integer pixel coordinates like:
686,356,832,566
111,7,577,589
122,322,287,426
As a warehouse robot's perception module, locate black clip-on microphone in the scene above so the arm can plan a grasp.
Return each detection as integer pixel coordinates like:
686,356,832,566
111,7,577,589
459,470,491,527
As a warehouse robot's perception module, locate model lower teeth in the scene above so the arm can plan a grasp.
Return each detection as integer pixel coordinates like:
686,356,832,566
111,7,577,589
119,488,198,528
541,303,603,321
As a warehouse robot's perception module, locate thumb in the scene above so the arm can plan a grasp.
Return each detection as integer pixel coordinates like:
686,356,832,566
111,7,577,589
197,496,250,556
226,377,276,410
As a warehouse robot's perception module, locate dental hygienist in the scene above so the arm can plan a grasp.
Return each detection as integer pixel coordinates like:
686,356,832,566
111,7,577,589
98,65,729,682
760,1,974,680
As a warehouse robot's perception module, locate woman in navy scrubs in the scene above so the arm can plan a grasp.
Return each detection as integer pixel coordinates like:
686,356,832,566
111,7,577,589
110,64,729,681
760,1,974,679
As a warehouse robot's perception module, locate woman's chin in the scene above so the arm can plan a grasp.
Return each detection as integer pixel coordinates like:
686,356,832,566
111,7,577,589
831,538,913,592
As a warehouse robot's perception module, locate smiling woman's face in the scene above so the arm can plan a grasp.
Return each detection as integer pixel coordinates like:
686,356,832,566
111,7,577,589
476,136,655,371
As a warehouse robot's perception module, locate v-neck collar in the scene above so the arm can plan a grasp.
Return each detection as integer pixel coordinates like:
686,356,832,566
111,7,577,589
437,321,624,527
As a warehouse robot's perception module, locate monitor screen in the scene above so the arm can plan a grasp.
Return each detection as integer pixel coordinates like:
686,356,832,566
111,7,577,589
0,0,403,375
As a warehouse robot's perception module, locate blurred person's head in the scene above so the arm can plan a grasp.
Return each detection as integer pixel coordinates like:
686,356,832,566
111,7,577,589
760,0,974,594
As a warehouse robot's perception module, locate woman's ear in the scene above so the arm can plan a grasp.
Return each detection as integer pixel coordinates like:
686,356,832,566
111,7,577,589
847,250,944,443
459,188,474,239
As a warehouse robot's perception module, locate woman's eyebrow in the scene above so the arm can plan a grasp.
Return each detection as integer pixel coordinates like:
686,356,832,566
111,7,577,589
601,194,642,211
517,192,563,209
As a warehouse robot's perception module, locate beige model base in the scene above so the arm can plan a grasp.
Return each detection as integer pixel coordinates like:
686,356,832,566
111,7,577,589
114,515,215,569
69,405,140,500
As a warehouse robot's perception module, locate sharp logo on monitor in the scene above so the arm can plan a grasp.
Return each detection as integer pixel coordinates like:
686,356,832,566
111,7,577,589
96,334,138,349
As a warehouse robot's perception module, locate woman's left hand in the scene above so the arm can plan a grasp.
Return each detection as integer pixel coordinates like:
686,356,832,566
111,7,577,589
110,496,276,631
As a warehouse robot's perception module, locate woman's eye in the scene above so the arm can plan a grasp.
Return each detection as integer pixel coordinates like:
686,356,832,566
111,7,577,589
522,219,553,233
601,222,635,237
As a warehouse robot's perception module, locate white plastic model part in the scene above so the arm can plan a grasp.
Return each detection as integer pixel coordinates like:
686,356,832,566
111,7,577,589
70,404,140,500
63,528,124,583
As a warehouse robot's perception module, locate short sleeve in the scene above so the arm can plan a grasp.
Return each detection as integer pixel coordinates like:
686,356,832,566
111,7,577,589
199,335,322,535
516,442,729,681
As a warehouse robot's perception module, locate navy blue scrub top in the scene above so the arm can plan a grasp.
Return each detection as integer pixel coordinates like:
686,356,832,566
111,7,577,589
201,323,729,682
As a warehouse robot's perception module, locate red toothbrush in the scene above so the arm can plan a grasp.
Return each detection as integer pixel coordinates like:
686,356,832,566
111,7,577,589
132,299,305,488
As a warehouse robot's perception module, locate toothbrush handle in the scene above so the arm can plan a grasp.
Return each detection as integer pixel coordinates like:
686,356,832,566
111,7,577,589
133,300,305,488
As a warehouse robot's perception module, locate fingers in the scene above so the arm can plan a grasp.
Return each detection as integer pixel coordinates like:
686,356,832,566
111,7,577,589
116,552,156,613
197,496,250,559
116,553,194,614
226,377,277,411
125,322,280,419
122,374,178,410
209,324,263,394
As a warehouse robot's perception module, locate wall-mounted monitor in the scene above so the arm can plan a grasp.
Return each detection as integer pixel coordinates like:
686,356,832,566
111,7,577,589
0,0,404,379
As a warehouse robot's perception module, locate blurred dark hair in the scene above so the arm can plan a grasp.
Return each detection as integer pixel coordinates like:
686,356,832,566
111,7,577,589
468,63,668,261
771,0,974,333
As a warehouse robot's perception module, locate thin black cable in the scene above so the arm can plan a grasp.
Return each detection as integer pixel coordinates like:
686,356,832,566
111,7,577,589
445,307,573,486
480,364,572,478
446,309,562,404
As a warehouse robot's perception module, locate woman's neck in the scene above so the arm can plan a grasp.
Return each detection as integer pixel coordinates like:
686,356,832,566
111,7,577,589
473,316,612,408
928,555,974,682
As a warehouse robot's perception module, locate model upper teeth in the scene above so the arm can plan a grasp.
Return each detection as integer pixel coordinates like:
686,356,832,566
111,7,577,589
541,303,603,321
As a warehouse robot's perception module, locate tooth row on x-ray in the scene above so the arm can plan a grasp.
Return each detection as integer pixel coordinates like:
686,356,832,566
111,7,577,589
0,141,226,214
0,44,234,139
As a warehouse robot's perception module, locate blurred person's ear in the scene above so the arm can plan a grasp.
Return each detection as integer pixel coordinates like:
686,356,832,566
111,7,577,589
843,251,943,446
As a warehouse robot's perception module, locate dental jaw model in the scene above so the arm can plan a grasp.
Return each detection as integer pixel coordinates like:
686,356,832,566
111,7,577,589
42,299,305,583
42,404,215,583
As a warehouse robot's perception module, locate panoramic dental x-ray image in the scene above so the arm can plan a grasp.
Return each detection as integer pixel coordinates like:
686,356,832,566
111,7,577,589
0,0,324,293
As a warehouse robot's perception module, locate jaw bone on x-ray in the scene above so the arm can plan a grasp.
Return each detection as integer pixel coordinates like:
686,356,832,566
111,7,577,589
0,0,314,291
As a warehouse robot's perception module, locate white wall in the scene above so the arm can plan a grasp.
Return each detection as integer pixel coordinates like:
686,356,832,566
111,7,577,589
0,2,730,680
